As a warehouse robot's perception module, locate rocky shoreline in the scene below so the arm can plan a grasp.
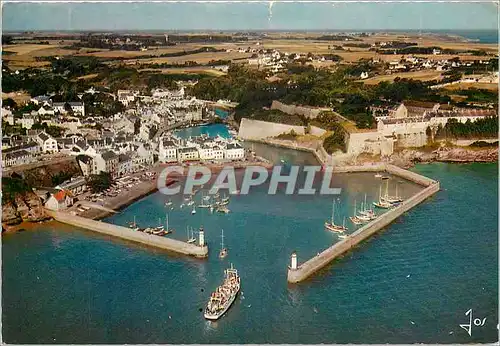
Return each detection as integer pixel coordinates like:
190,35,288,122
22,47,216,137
388,147,498,169
2,191,52,233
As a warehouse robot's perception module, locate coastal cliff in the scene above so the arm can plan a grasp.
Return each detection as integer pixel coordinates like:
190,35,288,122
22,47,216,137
389,147,498,168
2,191,50,226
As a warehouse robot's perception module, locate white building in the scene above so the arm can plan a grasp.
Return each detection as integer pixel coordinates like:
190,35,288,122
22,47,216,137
225,143,245,160
177,147,199,162
118,154,133,176
45,190,73,211
53,102,85,116
117,90,136,106
19,115,35,129
55,177,87,196
36,132,58,153
159,138,178,163
2,108,14,125
38,105,55,116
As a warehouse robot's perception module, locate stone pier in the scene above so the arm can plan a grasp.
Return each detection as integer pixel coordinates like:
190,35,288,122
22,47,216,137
287,164,439,283
46,210,209,258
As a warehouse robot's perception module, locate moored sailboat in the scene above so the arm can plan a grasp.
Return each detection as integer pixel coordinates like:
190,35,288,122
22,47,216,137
373,182,393,209
325,199,347,233
349,200,363,225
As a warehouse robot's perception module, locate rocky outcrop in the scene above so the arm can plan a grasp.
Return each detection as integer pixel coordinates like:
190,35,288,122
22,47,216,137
389,147,498,168
2,202,22,225
2,192,50,226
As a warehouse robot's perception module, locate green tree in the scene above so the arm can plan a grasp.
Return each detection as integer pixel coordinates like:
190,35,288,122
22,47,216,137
87,172,113,193
2,98,17,110
134,119,141,135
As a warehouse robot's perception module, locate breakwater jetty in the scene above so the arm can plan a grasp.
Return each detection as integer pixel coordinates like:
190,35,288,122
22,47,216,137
46,210,209,258
287,163,440,283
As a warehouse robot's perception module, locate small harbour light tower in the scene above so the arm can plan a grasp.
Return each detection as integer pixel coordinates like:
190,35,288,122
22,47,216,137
290,251,297,270
199,226,205,247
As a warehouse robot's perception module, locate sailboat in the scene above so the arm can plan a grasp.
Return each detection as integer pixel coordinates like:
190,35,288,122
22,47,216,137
373,182,393,209
356,199,371,222
163,214,173,235
129,216,138,229
359,194,377,220
219,229,228,259
325,199,347,232
187,226,196,243
349,200,363,225
152,217,166,235
382,182,404,204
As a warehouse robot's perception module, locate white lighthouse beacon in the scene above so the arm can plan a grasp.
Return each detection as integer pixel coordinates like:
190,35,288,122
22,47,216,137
199,226,205,247
290,251,297,270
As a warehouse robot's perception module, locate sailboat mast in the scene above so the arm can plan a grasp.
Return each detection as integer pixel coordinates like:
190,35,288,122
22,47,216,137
221,229,224,249
331,199,335,224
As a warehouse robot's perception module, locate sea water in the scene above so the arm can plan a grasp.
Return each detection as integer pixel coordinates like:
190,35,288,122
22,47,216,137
2,146,498,343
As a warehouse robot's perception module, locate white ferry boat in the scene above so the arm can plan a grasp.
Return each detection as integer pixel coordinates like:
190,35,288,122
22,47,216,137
204,264,240,320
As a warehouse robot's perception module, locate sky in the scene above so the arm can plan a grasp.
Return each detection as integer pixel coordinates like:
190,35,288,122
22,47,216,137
2,1,498,32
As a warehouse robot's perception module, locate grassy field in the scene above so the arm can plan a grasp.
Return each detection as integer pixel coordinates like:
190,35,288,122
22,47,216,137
442,82,498,91
363,70,443,84
121,51,252,66
2,44,61,55
2,91,32,104
138,68,226,76
2,33,495,74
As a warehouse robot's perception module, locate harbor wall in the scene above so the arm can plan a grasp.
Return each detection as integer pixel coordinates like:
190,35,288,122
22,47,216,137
46,210,209,258
270,100,330,119
247,138,328,166
238,118,305,140
385,164,436,186
287,167,440,283
331,164,386,173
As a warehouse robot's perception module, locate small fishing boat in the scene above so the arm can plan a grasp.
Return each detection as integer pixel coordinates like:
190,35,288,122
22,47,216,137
191,207,197,215
216,206,230,214
199,193,212,208
165,200,173,206
374,173,383,178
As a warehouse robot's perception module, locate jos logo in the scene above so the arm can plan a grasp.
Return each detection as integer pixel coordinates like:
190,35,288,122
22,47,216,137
459,309,487,336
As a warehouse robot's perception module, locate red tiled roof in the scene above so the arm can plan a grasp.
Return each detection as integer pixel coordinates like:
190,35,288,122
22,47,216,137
53,190,66,202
